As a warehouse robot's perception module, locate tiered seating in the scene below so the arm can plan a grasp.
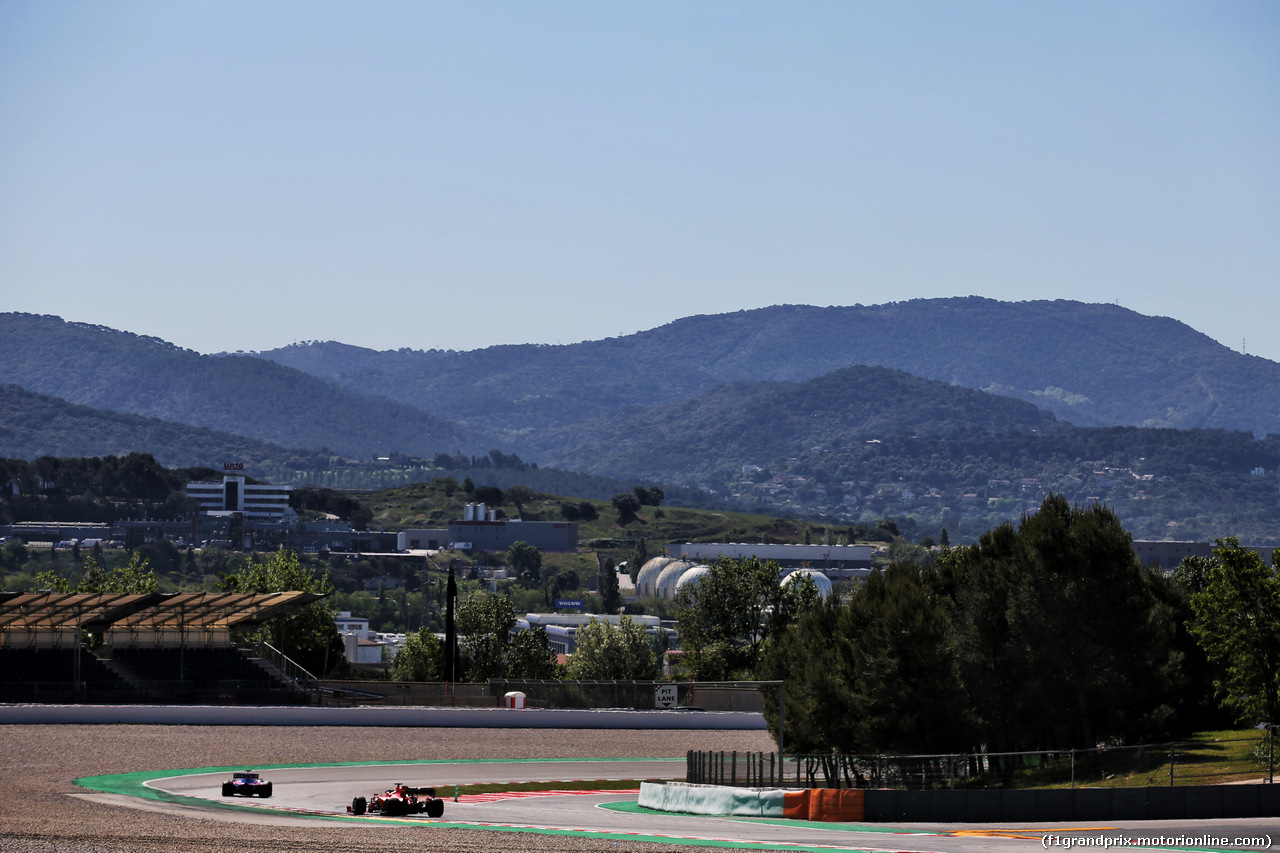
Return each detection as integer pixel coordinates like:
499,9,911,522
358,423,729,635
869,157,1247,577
0,647,134,702
110,646,276,690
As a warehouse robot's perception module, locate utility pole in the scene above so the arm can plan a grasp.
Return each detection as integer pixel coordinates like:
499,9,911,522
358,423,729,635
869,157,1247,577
444,563,458,685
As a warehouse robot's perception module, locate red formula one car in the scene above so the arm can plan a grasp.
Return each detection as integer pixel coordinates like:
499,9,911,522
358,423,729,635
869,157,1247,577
221,770,272,798
348,783,445,817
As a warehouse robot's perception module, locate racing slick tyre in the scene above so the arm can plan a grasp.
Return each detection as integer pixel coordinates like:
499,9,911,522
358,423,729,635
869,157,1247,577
351,796,366,815
222,783,233,797
425,798,444,818
259,782,272,798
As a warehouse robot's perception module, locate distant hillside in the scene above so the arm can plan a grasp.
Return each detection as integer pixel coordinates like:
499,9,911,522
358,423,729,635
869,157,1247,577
258,298,1280,448
540,365,1280,544
0,384,311,470
7,304,1280,544
545,365,1063,481
0,314,480,459
0,384,676,502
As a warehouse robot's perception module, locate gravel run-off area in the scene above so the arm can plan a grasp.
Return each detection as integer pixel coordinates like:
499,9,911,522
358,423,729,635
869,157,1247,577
0,723,778,853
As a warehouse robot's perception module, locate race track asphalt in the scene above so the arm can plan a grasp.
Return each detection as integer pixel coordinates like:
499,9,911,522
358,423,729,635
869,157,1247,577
88,755,1280,852
4,723,1275,853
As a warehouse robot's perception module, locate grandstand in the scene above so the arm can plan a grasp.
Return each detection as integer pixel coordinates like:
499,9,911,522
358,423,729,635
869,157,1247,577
0,591,326,704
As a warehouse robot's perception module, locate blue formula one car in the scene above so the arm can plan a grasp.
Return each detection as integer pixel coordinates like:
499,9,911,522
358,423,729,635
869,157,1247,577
221,770,273,798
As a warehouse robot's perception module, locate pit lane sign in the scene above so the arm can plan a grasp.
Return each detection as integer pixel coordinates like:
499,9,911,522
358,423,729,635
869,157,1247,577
655,684,677,709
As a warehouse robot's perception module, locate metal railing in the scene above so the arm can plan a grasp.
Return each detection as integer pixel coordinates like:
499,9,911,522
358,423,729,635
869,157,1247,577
0,679,311,705
488,679,769,712
688,735,1274,790
255,641,320,687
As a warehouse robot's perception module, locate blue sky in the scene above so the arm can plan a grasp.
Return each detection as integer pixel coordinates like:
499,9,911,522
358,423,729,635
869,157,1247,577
2,1,1277,360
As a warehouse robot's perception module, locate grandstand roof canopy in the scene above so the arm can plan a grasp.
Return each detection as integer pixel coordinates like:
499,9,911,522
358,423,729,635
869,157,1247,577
0,591,326,633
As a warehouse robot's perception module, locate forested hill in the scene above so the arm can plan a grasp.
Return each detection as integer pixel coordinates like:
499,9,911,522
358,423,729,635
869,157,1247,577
0,384,317,470
545,365,1063,481
0,314,481,459
543,365,1280,544
258,298,1280,441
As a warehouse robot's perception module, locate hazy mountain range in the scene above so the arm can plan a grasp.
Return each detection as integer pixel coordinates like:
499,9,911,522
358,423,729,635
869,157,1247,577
257,298,1280,445
2,301,1279,542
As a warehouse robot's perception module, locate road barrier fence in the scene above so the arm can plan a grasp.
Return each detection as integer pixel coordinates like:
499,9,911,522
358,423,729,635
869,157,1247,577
687,734,1275,790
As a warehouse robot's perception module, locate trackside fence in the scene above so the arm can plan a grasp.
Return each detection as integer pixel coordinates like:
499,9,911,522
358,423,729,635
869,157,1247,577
688,734,1276,790
489,679,766,712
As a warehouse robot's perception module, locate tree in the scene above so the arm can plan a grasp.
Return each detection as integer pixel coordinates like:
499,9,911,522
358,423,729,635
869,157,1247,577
454,593,556,681
78,552,159,594
633,485,664,507
1174,554,1217,595
1153,559,1232,733
135,540,181,575
1,539,29,570
565,616,656,680
507,541,542,584
219,548,342,677
935,493,1175,750
391,627,443,681
672,556,816,681
32,568,72,593
455,594,517,681
506,625,558,679
1189,539,1280,728
760,596,848,752
763,563,975,754
505,485,536,514
473,485,503,506
629,538,648,583
599,557,621,614
611,492,641,523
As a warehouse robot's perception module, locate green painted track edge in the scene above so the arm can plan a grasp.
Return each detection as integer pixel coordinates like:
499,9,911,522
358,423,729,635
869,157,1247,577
77,762,1244,852
76,754,673,794
73,759,879,851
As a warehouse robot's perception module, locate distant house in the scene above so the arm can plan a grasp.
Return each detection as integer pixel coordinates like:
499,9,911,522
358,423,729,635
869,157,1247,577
333,611,392,667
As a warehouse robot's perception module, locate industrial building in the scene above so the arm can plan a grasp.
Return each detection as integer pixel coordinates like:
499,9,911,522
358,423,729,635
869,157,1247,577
633,554,842,601
512,613,674,657
1132,540,1275,572
186,476,295,519
665,542,873,576
398,503,578,553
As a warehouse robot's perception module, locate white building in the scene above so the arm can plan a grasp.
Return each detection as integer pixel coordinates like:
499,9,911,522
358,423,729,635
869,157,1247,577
665,542,871,578
333,611,394,667
514,613,673,657
186,476,295,520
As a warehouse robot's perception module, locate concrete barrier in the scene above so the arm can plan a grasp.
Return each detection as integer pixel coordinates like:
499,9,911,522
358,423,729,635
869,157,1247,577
808,787,865,821
640,781,1280,822
862,784,1280,822
0,703,766,729
637,782,862,821
638,781,786,817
